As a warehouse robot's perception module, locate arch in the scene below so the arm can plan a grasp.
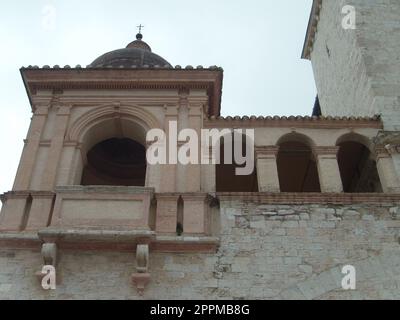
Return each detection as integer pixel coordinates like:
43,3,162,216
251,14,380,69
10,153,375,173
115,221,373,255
277,133,321,192
276,132,316,149
336,132,373,153
67,104,160,186
81,137,147,186
68,104,161,146
216,131,258,192
336,133,382,193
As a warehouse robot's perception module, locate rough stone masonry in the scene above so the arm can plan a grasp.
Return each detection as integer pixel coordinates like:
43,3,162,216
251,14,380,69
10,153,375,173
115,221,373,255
0,202,399,300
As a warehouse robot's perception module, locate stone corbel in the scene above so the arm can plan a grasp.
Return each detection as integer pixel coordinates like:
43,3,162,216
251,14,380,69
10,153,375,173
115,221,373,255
131,244,151,295
36,243,58,286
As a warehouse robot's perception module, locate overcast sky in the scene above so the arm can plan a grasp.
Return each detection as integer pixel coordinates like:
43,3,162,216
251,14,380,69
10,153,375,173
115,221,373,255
0,0,315,203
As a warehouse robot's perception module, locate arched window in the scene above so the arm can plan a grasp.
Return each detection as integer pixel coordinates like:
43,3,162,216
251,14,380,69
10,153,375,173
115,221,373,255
277,134,321,192
336,135,382,193
216,133,258,192
81,137,146,186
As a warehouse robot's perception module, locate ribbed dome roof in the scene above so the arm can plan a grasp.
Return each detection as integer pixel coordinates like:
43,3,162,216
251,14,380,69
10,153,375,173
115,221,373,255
90,33,171,68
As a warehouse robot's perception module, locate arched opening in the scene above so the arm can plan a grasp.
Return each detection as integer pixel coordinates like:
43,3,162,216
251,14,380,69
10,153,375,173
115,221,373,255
67,106,160,187
81,137,146,186
216,133,258,192
277,135,321,192
337,137,382,193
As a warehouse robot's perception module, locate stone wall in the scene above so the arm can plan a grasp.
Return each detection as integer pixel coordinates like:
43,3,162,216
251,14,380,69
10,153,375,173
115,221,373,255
0,201,399,300
310,0,400,131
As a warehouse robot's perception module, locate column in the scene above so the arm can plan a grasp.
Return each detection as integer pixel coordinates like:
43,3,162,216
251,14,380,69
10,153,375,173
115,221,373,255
13,105,49,190
145,140,161,192
176,90,189,193
201,146,216,193
375,146,400,193
386,144,400,185
314,146,343,193
160,106,178,193
255,146,280,192
55,142,78,186
40,105,71,190
184,104,202,192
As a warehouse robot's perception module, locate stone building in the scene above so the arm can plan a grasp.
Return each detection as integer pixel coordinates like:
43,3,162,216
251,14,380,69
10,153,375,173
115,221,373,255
0,0,399,299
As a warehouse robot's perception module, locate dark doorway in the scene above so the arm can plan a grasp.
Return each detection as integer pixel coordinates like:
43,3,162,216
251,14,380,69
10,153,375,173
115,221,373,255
81,138,146,186
277,141,321,192
337,141,382,193
216,135,258,192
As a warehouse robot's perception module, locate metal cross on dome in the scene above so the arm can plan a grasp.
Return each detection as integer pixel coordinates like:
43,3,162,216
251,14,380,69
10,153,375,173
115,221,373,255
137,24,144,34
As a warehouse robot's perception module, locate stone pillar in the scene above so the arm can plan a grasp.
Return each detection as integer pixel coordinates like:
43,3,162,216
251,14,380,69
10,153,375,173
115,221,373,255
160,106,178,193
145,141,161,192
0,192,30,231
201,146,216,193
176,90,189,193
181,193,210,235
55,142,78,186
314,147,343,193
40,105,71,190
375,146,400,193
155,194,179,234
25,192,54,231
13,105,49,191
184,105,202,192
255,146,280,192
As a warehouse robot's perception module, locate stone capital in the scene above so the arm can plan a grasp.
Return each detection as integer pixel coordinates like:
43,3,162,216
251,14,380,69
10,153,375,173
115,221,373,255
385,144,400,155
255,146,280,158
155,193,180,201
56,105,71,116
180,193,210,202
313,146,340,158
164,105,179,117
375,145,391,160
34,105,49,116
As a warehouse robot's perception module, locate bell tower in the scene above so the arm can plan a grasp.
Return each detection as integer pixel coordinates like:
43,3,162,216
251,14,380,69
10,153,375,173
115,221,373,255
302,0,400,177
0,33,222,293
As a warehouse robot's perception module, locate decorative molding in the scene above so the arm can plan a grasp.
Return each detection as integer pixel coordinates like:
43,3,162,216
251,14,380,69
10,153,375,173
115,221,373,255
0,232,219,253
217,192,400,204
313,146,340,158
302,0,323,60
67,104,162,143
374,146,391,160
373,131,400,155
41,243,57,266
255,146,280,158
205,115,382,129
21,68,223,117
131,244,150,295
36,243,58,287
386,144,400,155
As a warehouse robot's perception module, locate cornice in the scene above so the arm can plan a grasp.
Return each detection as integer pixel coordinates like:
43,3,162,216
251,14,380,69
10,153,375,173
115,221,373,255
20,67,223,117
301,0,323,60
217,192,400,204
205,115,382,129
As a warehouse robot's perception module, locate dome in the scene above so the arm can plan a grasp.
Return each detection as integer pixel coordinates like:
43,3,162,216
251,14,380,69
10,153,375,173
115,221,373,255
90,33,172,68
